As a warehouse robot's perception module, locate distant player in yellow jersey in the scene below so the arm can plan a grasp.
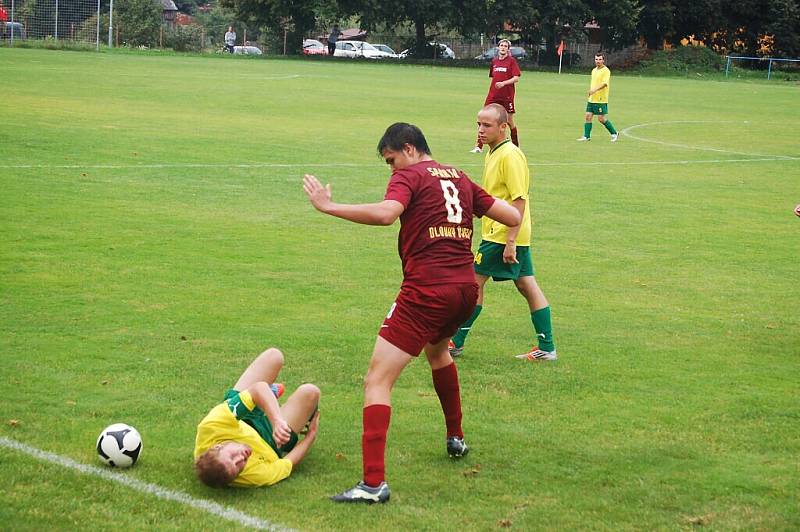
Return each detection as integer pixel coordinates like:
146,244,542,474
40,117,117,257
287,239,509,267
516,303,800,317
450,103,557,361
577,53,618,142
194,347,320,488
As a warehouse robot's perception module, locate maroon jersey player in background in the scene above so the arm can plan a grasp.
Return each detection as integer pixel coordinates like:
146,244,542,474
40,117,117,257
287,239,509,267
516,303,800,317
473,39,522,153
303,123,520,504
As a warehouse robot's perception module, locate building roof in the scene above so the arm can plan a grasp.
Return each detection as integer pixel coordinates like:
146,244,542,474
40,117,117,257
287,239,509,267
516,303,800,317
160,0,178,12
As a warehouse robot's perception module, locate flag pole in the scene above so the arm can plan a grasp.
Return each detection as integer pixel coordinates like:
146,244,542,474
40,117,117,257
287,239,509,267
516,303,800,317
558,51,563,74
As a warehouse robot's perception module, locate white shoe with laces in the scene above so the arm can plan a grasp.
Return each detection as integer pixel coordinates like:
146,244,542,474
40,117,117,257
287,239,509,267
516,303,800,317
515,347,558,361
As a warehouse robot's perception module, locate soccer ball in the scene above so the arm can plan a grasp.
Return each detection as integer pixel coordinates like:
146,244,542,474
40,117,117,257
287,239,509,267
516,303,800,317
96,423,143,468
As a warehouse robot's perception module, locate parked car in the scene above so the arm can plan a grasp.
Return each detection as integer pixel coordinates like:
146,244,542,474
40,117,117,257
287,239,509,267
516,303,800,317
334,40,394,59
233,45,262,55
398,42,455,60
1,22,26,40
372,44,398,58
475,46,528,61
302,38,327,55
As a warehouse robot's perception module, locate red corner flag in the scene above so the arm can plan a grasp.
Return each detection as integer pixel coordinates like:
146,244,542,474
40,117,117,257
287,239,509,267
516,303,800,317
557,41,565,56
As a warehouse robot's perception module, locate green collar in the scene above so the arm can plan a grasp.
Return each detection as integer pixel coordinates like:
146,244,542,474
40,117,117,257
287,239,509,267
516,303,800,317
489,139,512,155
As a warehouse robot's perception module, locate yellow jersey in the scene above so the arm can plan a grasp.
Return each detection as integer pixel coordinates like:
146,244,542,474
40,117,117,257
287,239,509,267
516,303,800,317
194,390,293,487
588,65,610,103
480,140,531,247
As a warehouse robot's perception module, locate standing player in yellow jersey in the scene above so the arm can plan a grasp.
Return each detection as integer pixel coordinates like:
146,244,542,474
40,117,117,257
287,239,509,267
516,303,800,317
450,103,557,361
577,52,619,142
194,347,320,488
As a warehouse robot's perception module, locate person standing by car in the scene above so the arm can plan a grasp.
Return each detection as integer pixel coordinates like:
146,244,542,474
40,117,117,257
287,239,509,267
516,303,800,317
327,24,342,56
224,26,236,54
472,39,521,153
0,1,9,23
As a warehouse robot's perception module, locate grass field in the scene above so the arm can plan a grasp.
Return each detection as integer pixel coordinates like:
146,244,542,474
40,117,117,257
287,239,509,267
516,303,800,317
1,48,799,531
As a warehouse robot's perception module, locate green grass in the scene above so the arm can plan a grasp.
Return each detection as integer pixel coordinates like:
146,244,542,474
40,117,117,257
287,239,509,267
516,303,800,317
1,47,799,531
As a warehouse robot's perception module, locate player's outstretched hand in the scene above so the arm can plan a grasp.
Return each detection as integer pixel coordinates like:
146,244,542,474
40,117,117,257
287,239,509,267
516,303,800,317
303,174,332,213
272,417,292,447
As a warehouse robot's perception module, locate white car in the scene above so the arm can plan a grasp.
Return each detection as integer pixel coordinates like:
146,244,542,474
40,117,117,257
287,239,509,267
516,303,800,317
399,42,456,60
372,44,398,58
334,40,394,59
233,45,263,55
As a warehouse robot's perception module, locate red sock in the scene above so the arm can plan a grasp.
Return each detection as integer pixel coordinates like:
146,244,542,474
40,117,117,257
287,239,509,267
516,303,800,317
511,127,519,146
476,133,483,149
432,363,463,439
362,404,391,487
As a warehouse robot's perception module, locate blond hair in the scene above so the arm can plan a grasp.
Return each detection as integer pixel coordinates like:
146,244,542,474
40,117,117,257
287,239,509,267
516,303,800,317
482,103,509,126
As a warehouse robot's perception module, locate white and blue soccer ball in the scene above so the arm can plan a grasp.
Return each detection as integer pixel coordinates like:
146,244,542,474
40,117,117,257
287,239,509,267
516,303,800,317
96,423,143,468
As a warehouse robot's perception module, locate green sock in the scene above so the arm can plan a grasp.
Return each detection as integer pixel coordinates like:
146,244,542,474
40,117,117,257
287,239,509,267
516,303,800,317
531,307,555,352
584,122,592,138
452,304,482,348
603,120,617,135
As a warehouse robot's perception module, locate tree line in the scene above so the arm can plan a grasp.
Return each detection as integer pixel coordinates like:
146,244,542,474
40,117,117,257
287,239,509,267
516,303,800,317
221,0,800,58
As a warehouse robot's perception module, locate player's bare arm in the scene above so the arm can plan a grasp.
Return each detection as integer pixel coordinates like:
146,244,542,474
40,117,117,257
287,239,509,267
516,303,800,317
588,82,608,97
502,197,526,264
303,174,405,226
248,382,292,446
485,198,521,228
283,411,320,466
495,75,520,90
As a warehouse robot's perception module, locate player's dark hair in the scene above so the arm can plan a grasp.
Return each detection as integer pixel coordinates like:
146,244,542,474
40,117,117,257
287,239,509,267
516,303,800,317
595,52,605,59
377,123,431,156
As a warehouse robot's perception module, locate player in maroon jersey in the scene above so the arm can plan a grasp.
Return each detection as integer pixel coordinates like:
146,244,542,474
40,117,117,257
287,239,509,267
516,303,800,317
472,39,522,152
303,123,520,504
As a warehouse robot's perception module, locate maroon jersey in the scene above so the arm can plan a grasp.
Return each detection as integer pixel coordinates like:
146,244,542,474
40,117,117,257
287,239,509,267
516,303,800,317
384,160,496,286
485,55,521,102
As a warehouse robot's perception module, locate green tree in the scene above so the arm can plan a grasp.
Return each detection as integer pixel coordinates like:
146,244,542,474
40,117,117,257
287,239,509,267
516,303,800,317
766,0,800,56
116,0,162,46
194,3,238,47
637,0,675,49
338,0,484,55
590,0,642,50
219,0,317,54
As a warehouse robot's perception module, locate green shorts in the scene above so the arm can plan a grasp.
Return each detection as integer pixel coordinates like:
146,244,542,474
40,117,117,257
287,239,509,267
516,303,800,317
474,241,534,281
586,102,608,115
224,389,298,456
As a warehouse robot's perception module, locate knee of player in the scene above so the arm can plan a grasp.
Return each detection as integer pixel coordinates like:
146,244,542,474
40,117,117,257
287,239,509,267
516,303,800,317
297,382,321,403
260,347,285,367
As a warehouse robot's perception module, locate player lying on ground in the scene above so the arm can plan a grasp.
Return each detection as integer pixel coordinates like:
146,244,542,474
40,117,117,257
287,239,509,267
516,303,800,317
194,347,320,487
303,122,520,504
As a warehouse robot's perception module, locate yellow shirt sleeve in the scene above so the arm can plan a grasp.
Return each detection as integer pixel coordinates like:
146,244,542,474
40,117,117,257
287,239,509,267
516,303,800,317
503,150,529,202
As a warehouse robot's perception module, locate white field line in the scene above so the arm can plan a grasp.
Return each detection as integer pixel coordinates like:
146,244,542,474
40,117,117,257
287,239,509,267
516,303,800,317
2,120,797,171
0,436,292,532
1,156,797,171
620,120,798,159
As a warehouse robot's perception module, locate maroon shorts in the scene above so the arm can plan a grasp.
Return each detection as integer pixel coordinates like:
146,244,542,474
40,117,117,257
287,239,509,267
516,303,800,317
484,97,515,114
378,282,479,357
